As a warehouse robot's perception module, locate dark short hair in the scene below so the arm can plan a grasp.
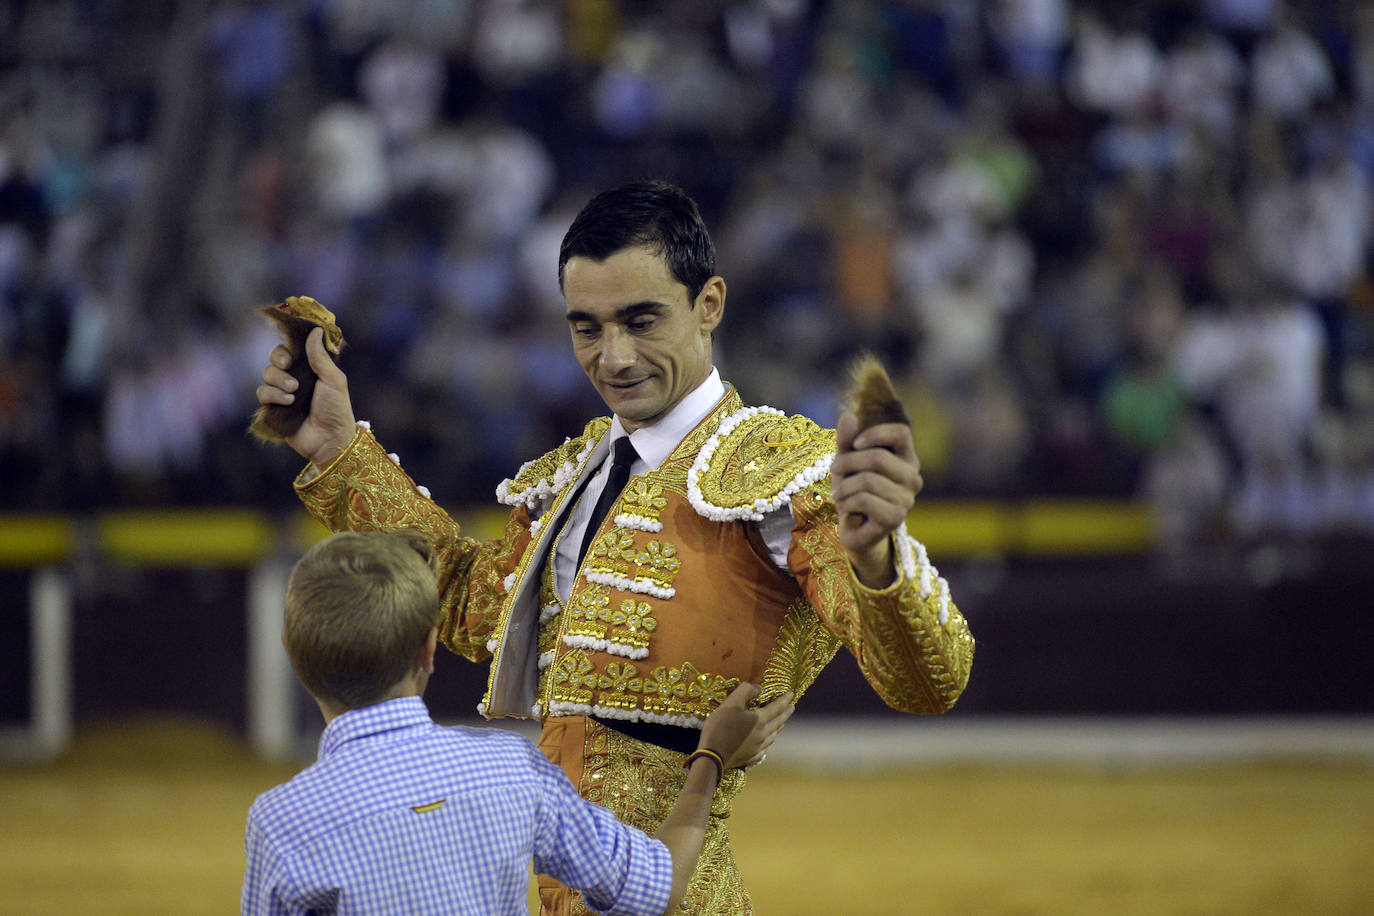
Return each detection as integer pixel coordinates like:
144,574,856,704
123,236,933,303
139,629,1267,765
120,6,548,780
284,531,439,710
558,179,717,304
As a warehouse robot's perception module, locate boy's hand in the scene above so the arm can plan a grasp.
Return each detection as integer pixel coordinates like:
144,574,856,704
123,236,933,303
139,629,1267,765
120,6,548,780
698,684,795,770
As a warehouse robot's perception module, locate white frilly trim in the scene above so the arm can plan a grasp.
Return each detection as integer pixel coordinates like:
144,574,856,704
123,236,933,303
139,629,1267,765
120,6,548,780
895,528,918,581
417,485,431,499
476,701,488,718
538,651,556,669
904,531,951,626
562,633,650,661
584,570,675,600
387,452,400,464
485,638,498,654
538,603,561,625
546,700,704,729
529,518,543,535
687,405,835,521
356,420,371,430
531,703,543,717
613,513,663,532
496,434,602,510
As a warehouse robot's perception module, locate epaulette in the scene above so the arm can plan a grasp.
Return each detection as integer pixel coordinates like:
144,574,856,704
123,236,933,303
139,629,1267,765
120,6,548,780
496,416,613,509
687,406,836,521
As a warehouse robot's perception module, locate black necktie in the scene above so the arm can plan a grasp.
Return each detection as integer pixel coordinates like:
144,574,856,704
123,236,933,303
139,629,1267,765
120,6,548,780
577,436,639,566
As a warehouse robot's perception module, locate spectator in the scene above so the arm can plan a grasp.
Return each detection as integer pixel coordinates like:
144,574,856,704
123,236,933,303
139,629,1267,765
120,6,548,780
0,0,1368,559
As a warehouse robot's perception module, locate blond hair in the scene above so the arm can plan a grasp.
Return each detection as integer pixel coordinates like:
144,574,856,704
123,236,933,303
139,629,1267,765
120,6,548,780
284,531,439,710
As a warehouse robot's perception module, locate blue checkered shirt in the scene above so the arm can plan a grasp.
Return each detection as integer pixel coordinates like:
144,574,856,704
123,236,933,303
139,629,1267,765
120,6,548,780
242,697,671,915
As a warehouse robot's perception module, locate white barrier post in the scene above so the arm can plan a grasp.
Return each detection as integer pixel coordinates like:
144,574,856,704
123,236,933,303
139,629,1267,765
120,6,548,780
247,561,295,760
31,567,72,759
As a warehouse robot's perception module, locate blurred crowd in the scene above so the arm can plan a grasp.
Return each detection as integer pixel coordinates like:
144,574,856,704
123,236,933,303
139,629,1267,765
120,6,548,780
2,0,1373,554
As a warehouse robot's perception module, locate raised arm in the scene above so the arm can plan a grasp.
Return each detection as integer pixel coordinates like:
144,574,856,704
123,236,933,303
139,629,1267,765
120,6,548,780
652,683,794,915
256,325,514,661
787,414,974,715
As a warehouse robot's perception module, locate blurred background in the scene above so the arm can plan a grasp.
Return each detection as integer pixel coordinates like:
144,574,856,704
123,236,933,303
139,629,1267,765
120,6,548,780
2,0,1373,913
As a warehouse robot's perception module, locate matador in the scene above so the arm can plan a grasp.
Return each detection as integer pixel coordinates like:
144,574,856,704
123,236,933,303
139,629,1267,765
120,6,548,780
257,180,974,915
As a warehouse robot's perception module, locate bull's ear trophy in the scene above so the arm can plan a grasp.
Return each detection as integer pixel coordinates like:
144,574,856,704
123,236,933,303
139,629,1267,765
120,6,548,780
841,352,909,432
838,352,911,534
247,296,346,443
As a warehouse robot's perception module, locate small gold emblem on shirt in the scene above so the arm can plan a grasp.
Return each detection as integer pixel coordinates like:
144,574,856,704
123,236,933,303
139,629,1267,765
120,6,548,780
410,799,446,814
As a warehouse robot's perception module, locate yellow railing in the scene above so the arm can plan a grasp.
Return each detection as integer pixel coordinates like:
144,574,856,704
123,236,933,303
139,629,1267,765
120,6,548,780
0,501,1156,567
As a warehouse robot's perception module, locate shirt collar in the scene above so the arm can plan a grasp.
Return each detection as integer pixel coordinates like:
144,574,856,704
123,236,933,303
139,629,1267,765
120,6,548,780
318,695,433,760
610,367,725,471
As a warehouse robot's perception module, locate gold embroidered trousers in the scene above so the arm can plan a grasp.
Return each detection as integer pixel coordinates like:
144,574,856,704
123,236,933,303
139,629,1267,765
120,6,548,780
535,716,750,916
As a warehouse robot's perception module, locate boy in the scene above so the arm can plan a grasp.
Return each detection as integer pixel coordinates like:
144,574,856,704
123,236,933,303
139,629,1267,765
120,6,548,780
242,530,792,915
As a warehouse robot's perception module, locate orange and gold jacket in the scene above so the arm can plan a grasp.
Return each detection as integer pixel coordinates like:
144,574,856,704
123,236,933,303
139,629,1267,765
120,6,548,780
297,385,973,734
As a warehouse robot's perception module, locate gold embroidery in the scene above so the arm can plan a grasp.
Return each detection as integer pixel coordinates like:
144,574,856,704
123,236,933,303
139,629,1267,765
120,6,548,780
641,662,739,718
793,477,974,714
652,387,746,493
695,411,836,510
607,599,656,649
759,598,842,704
551,654,596,705
537,614,561,658
618,479,668,523
548,656,740,723
585,529,638,578
632,540,680,593
763,415,828,449
502,417,611,504
534,553,565,705
594,661,644,711
538,570,559,611
584,530,683,598
568,721,752,915
487,453,587,712
563,591,657,652
563,584,612,640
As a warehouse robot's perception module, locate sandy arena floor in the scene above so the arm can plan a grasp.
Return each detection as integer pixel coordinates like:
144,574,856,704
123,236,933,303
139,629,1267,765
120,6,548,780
2,718,1371,915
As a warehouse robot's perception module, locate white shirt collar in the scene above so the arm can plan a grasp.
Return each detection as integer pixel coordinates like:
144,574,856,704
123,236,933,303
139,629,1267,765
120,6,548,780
609,367,725,471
